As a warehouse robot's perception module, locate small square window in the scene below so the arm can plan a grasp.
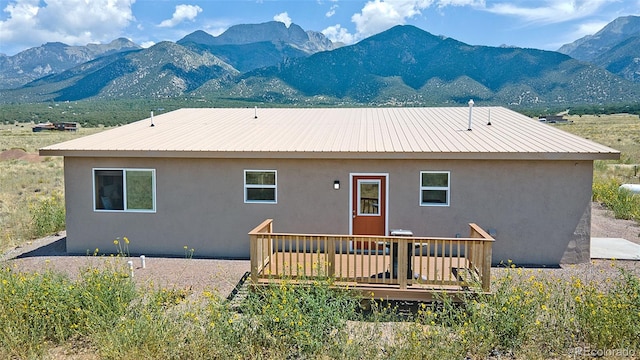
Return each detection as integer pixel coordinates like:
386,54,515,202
245,170,277,203
420,171,450,206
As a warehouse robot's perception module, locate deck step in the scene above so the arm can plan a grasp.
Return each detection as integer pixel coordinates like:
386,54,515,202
226,271,251,311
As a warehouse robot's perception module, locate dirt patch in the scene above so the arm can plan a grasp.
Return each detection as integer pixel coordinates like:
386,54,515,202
591,202,640,245
0,148,43,162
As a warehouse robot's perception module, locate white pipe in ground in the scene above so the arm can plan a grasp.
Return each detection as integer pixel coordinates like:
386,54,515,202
140,255,146,269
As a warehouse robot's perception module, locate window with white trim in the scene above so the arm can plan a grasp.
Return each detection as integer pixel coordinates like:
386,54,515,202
420,171,450,206
94,168,156,212
244,170,277,203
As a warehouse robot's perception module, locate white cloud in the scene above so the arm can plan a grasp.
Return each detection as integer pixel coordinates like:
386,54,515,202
437,0,484,7
574,20,610,37
0,0,135,54
548,19,609,49
204,26,228,37
351,0,429,39
321,0,487,45
486,0,614,24
140,41,156,48
349,0,485,41
321,23,355,43
273,11,292,27
326,4,339,17
158,4,203,28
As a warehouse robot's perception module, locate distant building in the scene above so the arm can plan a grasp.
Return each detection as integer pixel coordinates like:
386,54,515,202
41,107,619,265
538,115,570,123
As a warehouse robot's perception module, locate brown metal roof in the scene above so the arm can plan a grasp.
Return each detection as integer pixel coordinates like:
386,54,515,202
39,107,620,160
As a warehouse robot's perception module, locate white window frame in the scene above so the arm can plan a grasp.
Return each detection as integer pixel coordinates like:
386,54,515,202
420,171,450,207
244,169,277,204
93,168,156,213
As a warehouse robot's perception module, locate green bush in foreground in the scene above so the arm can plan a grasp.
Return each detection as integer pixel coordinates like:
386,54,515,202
388,265,639,359
239,278,358,358
0,264,638,359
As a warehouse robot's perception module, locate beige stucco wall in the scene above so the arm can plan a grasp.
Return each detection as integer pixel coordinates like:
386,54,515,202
63,157,593,265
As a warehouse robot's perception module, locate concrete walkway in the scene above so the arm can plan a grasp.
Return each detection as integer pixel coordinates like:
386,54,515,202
591,237,640,260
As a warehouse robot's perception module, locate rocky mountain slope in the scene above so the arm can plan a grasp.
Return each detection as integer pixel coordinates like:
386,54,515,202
558,15,640,82
238,25,639,105
0,38,140,89
22,42,237,101
177,21,336,72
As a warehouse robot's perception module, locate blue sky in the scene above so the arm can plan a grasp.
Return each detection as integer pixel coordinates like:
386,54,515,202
1,0,639,56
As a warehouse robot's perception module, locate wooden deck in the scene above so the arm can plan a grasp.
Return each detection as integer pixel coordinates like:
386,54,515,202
249,220,494,301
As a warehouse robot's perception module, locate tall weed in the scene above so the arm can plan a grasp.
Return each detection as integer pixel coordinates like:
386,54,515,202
0,264,136,359
28,191,65,237
593,178,640,222
1,265,638,359
237,278,358,358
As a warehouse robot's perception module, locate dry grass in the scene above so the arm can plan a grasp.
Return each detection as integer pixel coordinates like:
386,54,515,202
0,123,105,250
0,123,106,153
556,114,640,181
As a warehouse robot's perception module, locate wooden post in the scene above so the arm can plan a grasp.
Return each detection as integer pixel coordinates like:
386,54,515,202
482,241,492,292
250,234,258,284
328,237,336,278
398,238,408,289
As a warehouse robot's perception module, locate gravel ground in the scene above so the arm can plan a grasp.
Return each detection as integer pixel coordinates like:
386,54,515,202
591,202,640,245
0,233,250,299
1,202,638,298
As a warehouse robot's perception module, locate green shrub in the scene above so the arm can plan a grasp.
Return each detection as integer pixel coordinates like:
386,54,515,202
385,262,640,359
593,178,640,222
0,265,136,359
237,278,359,358
91,286,195,360
1,265,638,359
572,269,640,350
29,191,65,237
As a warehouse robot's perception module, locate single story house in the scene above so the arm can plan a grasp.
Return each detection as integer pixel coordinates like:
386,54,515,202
40,107,619,265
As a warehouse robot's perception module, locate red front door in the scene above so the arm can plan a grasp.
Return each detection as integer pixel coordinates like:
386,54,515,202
352,175,386,249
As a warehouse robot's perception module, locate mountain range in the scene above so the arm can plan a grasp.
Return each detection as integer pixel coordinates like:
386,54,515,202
0,38,140,90
1,18,639,106
558,15,640,82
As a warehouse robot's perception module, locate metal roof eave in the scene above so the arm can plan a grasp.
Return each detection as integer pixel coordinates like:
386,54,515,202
39,149,621,161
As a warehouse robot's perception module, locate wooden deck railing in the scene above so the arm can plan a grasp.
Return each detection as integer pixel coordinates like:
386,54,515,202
249,220,494,294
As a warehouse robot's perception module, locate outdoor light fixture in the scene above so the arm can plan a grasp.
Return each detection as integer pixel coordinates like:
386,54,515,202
333,180,340,190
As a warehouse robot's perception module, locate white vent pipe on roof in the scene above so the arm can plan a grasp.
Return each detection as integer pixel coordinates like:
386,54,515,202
467,99,474,131
254,106,258,119
150,111,155,127
487,107,492,126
